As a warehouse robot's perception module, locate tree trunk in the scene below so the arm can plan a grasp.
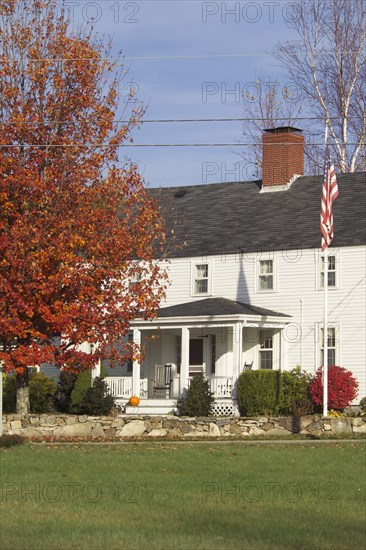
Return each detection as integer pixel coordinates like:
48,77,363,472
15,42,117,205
16,369,30,416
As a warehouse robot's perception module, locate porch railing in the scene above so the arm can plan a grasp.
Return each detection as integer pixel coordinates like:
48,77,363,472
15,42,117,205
105,377,148,399
208,376,233,398
188,376,234,398
106,375,233,399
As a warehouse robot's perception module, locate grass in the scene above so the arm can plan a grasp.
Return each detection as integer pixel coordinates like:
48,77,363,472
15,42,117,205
1,442,365,549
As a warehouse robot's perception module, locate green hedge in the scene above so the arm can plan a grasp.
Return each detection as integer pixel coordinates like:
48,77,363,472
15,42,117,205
237,367,314,417
237,370,281,416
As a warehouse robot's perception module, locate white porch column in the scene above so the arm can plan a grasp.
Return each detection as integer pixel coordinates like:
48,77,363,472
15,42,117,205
180,327,190,396
132,328,141,397
90,343,101,381
232,322,242,398
280,328,288,371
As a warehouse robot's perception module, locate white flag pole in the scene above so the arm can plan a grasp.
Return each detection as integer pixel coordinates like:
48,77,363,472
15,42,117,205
323,124,329,418
323,248,328,417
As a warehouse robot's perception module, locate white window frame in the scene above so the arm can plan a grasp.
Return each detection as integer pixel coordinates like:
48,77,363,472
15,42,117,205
316,251,340,291
320,255,338,289
257,257,276,293
191,260,212,296
319,324,339,367
259,329,273,369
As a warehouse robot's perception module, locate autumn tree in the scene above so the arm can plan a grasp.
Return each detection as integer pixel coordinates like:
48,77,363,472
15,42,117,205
242,0,366,175
0,0,169,413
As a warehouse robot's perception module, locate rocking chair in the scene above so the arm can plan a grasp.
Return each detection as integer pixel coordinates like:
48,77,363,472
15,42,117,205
152,364,172,398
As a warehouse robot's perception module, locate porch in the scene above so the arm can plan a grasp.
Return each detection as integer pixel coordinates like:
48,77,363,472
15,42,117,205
99,298,291,415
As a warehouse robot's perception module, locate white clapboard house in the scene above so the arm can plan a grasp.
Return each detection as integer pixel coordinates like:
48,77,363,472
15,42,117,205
93,127,366,415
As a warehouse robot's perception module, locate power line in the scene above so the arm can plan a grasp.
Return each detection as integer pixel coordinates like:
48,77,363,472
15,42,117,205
1,50,356,62
1,142,362,148
0,116,362,125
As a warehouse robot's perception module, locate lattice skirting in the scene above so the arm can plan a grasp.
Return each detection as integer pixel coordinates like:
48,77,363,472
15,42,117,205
211,400,236,416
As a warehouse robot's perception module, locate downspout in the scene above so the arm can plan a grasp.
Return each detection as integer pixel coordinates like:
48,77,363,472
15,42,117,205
300,299,303,367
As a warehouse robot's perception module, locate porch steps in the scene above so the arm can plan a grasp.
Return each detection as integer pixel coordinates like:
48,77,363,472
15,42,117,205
120,399,178,416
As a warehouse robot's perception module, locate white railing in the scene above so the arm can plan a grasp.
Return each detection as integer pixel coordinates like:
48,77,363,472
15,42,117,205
188,376,233,398
105,377,148,399
106,375,233,399
208,376,233,398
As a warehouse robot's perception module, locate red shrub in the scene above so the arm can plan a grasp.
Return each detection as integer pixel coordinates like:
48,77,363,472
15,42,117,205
309,366,358,410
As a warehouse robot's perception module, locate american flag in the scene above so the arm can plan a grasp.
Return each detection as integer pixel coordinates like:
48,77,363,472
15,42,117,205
320,146,339,252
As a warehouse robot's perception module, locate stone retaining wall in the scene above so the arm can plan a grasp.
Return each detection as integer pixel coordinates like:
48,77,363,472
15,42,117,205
2,413,366,438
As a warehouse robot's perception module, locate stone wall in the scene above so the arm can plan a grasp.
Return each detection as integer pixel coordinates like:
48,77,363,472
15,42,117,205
2,413,366,438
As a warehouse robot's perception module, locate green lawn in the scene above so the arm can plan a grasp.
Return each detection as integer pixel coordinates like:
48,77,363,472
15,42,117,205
1,442,365,550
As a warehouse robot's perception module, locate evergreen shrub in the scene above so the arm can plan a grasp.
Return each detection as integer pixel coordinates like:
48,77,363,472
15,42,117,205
177,374,214,417
237,370,281,416
77,376,116,416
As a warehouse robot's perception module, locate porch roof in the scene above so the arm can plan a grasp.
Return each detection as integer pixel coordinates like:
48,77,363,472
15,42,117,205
134,298,291,327
157,298,290,319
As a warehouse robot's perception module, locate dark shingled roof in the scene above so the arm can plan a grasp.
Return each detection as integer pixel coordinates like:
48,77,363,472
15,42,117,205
158,298,290,319
149,172,366,258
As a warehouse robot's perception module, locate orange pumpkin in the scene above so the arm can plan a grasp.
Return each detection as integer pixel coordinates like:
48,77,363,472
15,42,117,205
129,395,140,407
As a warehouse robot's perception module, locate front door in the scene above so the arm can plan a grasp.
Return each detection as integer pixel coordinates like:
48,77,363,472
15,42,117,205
189,339,203,375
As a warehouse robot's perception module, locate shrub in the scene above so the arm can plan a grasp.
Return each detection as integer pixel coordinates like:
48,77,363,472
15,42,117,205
360,397,366,416
70,364,107,413
278,366,314,416
237,370,281,416
2,372,57,414
0,434,25,448
29,372,57,413
77,376,116,416
56,371,78,412
309,365,358,411
177,374,214,417
2,374,16,413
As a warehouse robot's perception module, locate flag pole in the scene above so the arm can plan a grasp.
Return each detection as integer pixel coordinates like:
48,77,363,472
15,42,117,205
323,124,329,418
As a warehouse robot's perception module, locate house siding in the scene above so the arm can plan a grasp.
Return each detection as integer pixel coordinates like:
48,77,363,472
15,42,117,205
160,245,366,399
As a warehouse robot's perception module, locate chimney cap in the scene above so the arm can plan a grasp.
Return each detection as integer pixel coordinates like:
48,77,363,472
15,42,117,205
264,126,303,134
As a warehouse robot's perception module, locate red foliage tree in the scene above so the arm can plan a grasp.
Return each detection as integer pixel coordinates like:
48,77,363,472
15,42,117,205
309,366,359,411
0,0,169,412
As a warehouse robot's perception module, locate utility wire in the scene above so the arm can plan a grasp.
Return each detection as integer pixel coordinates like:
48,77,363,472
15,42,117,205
1,51,359,62
0,116,362,125
1,142,362,148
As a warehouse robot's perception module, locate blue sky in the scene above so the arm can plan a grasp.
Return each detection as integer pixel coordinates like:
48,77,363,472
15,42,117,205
68,1,299,187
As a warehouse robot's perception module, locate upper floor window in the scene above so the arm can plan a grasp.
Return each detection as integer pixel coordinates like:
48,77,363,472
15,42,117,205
129,271,142,294
193,262,210,295
321,255,336,288
258,260,274,291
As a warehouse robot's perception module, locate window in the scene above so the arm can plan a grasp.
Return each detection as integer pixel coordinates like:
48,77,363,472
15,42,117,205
259,260,274,291
192,262,210,295
259,330,273,369
321,327,336,366
321,255,336,288
129,271,142,294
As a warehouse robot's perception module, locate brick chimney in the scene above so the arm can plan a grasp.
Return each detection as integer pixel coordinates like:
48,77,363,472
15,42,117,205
262,126,304,190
